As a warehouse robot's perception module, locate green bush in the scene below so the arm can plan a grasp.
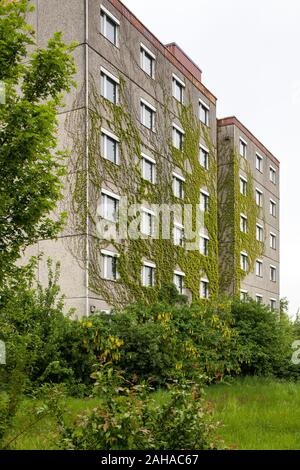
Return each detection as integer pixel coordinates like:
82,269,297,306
89,299,241,385
231,298,296,377
59,365,223,450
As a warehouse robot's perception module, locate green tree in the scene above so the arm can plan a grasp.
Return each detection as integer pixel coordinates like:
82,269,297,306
0,0,76,283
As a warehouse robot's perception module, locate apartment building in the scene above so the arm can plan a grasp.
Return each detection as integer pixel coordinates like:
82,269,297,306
28,0,280,315
218,117,280,309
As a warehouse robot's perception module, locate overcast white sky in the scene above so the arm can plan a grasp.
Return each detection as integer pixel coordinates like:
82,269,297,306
123,0,300,316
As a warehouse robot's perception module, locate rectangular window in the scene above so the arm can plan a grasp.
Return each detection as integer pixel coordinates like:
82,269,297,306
240,176,247,195
200,235,209,256
256,153,263,172
270,298,277,310
199,99,209,126
142,262,155,287
101,190,119,222
240,138,247,158
240,290,248,301
270,232,277,250
256,224,264,242
172,74,185,103
141,154,156,183
174,271,185,294
240,252,248,272
141,209,155,236
270,166,277,184
173,173,185,199
100,5,119,46
256,189,263,207
101,250,119,281
200,278,209,299
270,200,276,217
200,190,209,212
200,145,209,170
141,99,156,131
240,214,248,233
270,265,277,282
174,224,185,247
256,294,263,304
101,68,119,104
172,124,184,150
140,43,155,78
101,128,119,164
256,260,263,277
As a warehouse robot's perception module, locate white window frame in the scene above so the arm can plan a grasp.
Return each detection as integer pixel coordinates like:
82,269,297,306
140,43,156,78
270,298,277,310
240,213,248,233
270,232,277,250
199,99,209,126
239,137,247,158
240,290,248,301
255,259,263,278
256,294,263,304
256,223,264,242
141,153,156,184
173,270,185,294
142,261,156,287
140,98,156,131
100,66,119,103
101,249,120,281
101,127,119,164
240,175,247,195
200,144,209,170
270,199,277,217
200,189,210,212
256,153,263,172
100,189,120,221
172,73,185,103
270,166,277,184
141,207,155,236
200,277,210,299
240,251,248,272
256,188,263,207
200,234,209,256
173,172,185,199
172,123,185,150
270,265,277,282
174,222,185,247
100,5,120,46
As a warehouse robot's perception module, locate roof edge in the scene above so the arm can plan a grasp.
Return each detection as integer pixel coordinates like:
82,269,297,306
109,0,217,104
218,116,280,166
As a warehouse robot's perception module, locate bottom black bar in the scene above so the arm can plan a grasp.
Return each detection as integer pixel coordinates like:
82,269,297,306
0,450,299,466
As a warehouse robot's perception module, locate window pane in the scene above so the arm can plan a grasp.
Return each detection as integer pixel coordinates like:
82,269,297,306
143,106,153,129
106,135,117,163
200,148,209,169
106,16,117,44
200,105,208,125
106,76,117,103
104,195,118,221
143,159,153,182
143,51,153,76
174,80,183,102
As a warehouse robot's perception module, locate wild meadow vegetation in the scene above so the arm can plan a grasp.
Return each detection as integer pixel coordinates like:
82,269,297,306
0,260,300,450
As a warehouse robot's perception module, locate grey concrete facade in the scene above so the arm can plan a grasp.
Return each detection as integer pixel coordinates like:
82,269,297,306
28,0,280,315
218,117,280,309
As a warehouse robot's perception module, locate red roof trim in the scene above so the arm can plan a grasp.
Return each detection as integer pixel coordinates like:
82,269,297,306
218,116,280,166
106,0,217,104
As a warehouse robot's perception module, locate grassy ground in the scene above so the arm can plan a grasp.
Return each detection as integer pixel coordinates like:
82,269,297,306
206,376,300,450
4,377,300,450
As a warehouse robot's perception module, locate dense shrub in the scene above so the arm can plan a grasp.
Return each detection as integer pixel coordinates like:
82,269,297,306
231,298,297,378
